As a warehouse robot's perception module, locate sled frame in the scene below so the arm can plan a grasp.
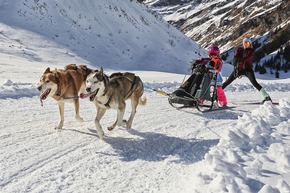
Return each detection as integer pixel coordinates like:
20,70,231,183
168,71,219,112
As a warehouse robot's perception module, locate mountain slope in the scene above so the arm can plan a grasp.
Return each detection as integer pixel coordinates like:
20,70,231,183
144,0,290,53
0,0,206,73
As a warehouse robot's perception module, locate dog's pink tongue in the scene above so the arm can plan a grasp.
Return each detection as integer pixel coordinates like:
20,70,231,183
80,92,94,99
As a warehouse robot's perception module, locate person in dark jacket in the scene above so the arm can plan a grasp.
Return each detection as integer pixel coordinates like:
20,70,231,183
222,38,272,103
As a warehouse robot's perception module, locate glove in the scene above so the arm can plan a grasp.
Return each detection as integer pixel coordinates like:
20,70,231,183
209,61,215,67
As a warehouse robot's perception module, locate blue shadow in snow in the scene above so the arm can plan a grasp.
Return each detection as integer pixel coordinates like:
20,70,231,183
103,130,219,164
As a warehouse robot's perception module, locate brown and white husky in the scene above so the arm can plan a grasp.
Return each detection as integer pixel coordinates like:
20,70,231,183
37,64,92,129
81,67,147,139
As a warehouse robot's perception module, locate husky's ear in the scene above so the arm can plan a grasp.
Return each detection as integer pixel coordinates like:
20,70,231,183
54,68,59,78
100,67,103,75
83,67,93,77
91,69,98,76
44,67,50,74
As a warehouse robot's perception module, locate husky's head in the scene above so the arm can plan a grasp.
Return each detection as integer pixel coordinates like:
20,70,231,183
37,68,59,101
81,67,106,101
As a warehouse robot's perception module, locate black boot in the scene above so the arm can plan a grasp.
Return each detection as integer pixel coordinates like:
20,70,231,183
262,96,272,104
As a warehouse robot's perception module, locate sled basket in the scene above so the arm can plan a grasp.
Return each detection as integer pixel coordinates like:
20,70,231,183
168,63,218,111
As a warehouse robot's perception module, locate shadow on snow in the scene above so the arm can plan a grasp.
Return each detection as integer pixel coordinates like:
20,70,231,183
102,129,219,164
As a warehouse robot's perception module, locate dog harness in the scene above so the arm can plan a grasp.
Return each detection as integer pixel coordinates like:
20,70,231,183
103,75,138,108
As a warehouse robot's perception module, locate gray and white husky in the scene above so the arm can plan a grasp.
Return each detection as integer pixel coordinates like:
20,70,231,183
81,67,147,139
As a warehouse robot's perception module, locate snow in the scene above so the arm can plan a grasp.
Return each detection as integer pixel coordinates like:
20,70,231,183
0,0,205,74
1,0,290,193
2,63,290,193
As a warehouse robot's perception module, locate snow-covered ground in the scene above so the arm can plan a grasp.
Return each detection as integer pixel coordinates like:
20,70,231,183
1,61,290,192
1,0,290,192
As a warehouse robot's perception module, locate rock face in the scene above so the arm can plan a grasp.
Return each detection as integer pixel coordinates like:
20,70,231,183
144,0,290,52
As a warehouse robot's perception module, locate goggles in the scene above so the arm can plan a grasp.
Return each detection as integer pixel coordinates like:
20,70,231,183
243,41,250,46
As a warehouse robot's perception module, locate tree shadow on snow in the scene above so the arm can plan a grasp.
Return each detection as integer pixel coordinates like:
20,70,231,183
103,130,219,164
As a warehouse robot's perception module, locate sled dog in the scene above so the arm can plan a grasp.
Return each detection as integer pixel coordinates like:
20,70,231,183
37,64,93,129
81,67,147,139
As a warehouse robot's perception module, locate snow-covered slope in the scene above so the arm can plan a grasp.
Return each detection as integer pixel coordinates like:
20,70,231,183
0,0,206,74
144,0,290,52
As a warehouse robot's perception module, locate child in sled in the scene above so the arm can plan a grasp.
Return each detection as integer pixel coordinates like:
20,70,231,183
196,45,227,107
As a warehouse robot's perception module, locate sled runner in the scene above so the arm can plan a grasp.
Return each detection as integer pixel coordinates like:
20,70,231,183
233,101,279,105
168,59,226,112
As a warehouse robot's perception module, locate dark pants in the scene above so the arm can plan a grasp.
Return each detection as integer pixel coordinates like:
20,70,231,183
222,69,262,91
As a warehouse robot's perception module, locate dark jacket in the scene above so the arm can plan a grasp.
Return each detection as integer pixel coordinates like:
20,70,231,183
234,47,254,71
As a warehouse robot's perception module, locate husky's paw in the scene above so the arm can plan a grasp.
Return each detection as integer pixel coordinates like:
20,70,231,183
55,124,63,130
107,126,115,131
75,116,84,122
97,131,105,140
99,133,105,140
122,120,128,128
122,120,132,130
96,127,104,140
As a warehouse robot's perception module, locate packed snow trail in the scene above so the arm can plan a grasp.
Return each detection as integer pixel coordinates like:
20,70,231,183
1,79,290,192
0,93,224,192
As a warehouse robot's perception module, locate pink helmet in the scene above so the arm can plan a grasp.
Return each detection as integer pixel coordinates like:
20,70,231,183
208,45,220,56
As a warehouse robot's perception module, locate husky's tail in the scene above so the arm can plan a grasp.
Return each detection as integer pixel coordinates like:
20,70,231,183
139,96,147,106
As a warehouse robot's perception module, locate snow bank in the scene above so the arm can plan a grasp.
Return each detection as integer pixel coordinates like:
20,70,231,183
0,79,38,99
204,99,290,192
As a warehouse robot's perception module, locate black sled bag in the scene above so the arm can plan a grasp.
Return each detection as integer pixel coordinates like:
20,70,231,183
169,64,213,105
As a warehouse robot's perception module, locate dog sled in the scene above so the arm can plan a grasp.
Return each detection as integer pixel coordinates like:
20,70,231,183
168,59,229,112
